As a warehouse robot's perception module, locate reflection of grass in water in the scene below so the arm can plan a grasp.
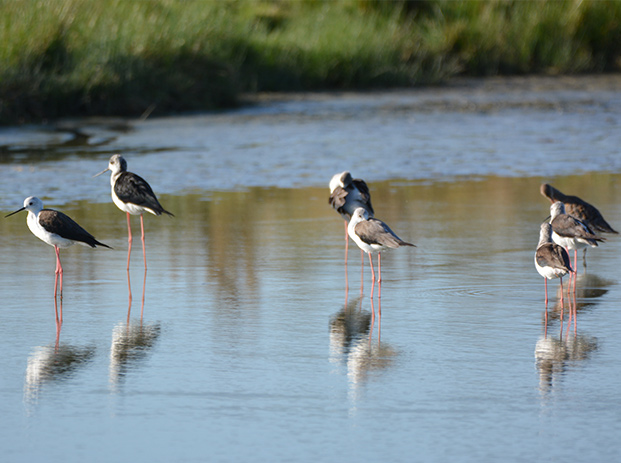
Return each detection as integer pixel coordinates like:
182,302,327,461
2,0,621,122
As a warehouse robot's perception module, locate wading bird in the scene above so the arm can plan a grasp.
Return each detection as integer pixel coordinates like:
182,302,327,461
347,207,414,299
534,222,573,306
5,196,110,301
549,201,603,273
95,154,173,269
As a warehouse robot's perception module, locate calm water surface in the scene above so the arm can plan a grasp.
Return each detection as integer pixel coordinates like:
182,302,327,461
1,77,621,462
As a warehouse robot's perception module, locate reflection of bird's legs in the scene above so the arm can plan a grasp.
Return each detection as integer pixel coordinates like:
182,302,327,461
126,269,132,324
54,309,62,352
140,268,147,323
544,301,548,338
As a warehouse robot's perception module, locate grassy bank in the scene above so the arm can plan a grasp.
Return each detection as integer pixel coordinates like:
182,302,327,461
1,0,620,124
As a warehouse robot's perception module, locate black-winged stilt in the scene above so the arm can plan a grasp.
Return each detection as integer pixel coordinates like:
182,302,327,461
542,183,616,269
95,154,173,269
549,201,603,273
541,183,617,234
534,222,573,306
329,171,374,285
347,207,414,299
5,196,110,303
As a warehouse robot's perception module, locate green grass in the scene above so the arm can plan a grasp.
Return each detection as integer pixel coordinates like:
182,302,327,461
1,0,620,124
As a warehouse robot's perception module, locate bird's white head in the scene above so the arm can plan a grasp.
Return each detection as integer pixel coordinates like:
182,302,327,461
350,207,369,224
5,196,44,218
538,222,553,246
550,201,565,220
329,171,352,193
94,153,127,178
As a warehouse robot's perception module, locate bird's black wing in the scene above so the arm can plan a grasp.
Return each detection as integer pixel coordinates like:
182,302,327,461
39,209,111,248
115,172,173,216
351,179,374,216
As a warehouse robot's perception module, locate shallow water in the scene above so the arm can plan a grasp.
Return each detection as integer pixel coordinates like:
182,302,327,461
1,77,621,462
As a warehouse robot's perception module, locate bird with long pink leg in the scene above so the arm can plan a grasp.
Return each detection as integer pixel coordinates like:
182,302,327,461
329,171,374,290
347,207,415,301
95,154,173,270
5,196,110,310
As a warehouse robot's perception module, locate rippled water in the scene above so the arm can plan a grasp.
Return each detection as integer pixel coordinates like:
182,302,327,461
1,77,621,462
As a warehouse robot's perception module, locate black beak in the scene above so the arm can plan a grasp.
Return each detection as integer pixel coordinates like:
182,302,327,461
5,207,25,218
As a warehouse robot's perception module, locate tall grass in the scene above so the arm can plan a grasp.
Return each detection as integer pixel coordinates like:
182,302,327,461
1,0,620,124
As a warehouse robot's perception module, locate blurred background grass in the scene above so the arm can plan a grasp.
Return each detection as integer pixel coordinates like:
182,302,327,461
1,0,620,124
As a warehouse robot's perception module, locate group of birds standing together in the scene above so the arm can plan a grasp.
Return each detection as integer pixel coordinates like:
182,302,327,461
5,154,173,310
535,183,617,310
6,159,617,324
328,171,415,300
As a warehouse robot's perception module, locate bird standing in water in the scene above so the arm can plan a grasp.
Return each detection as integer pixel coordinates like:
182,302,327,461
534,222,573,306
347,207,415,300
329,171,374,288
541,183,616,269
95,154,173,269
549,201,603,274
5,196,110,304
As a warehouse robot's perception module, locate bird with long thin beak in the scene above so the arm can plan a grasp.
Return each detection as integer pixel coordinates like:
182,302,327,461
347,207,415,300
95,154,173,270
5,196,110,304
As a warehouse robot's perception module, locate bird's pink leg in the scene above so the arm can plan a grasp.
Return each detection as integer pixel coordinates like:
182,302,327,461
343,220,349,265
126,212,132,270
140,214,147,270
378,253,382,300
574,249,578,276
368,253,376,299
544,278,548,305
560,277,565,320
54,246,63,303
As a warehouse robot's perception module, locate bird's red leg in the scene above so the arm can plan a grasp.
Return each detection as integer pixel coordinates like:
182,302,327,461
126,212,132,270
378,252,382,300
368,253,375,299
54,246,63,304
140,214,147,270
544,278,548,305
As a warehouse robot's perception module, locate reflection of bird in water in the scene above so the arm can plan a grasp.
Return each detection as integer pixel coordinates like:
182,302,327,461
535,222,572,307
549,201,604,273
109,321,161,389
548,272,613,324
95,154,173,270
329,296,396,403
348,207,415,299
329,295,372,362
329,171,374,287
346,333,397,394
5,196,110,302
24,342,95,409
535,333,598,395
